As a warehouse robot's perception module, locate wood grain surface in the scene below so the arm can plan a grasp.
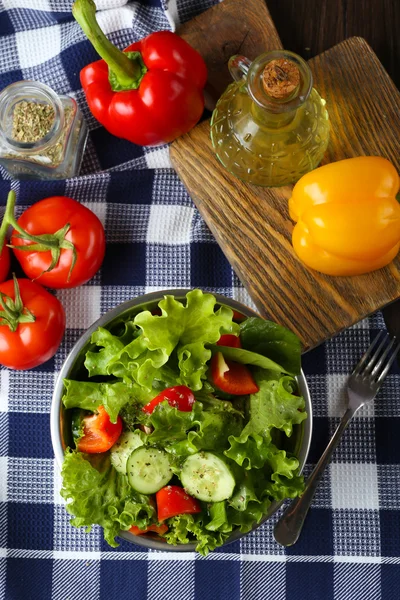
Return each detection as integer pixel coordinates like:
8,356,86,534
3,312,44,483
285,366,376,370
170,0,400,351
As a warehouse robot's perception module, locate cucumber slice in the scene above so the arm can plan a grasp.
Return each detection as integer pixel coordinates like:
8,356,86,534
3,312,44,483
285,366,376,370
110,431,144,474
180,452,235,502
127,447,173,494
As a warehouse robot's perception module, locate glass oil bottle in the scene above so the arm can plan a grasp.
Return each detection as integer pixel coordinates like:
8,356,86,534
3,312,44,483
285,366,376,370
210,50,330,187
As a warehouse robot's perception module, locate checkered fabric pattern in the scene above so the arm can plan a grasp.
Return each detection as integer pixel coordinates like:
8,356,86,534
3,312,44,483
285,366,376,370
0,1,399,599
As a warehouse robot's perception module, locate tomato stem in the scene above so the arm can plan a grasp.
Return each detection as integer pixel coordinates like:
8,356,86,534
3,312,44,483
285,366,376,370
0,191,78,282
0,274,35,332
72,0,147,91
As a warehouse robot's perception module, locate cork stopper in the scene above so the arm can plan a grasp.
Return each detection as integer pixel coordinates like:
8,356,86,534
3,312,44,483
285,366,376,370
262,59,300,99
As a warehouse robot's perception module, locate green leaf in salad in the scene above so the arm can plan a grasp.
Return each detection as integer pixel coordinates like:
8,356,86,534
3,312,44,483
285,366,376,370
164,513,230,555
62,379,153,424
208,345,287,374
61,450,155,547
132,290,238,391
239,317,302,375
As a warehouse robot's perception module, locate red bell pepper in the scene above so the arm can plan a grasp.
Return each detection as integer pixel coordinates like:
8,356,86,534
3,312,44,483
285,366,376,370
216,334,242,348
210,352,259,395
77,405,123,453
72,0,207,146
142,385,195,414
156,485,201,521
129,523,168,536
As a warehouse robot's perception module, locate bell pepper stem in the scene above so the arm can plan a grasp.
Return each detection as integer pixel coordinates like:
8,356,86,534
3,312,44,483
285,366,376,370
72,0,142,89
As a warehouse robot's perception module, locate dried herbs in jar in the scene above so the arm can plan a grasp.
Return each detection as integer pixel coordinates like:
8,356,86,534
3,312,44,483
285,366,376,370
0,81,88,180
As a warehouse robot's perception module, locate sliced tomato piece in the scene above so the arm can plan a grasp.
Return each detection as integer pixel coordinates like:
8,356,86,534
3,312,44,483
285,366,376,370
156,485,202,522
142,385,195,414
210,352,259,395
217,334,242,348
77,405,123,453
129,523,169,536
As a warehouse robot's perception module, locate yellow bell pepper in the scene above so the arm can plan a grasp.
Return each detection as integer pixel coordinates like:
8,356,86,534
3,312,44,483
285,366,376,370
289,156,400,276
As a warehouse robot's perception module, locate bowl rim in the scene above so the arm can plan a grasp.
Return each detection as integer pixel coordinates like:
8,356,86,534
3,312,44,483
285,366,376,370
51,288,313,552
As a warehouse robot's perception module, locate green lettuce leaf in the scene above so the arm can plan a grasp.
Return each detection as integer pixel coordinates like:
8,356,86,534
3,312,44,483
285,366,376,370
239,317,301,375
132,290,238,391
62,380,137,424
61,450,155,547
240,370,306,438
209,345,286,374
165,514,230,556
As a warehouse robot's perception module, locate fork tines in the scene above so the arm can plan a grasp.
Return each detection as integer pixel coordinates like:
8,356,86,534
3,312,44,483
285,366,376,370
353,331,400,382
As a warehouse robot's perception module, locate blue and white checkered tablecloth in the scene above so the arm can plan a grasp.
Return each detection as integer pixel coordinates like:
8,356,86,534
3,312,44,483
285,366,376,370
0,1,399,599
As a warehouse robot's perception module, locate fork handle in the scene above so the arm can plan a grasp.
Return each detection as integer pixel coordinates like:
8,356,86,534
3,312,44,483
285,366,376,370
274,407,356,547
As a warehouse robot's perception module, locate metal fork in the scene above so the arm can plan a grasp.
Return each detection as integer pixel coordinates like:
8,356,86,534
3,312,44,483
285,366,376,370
274,332,400,547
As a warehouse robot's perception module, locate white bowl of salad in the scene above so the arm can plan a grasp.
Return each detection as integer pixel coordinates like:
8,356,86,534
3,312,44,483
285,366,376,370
51,289,312,555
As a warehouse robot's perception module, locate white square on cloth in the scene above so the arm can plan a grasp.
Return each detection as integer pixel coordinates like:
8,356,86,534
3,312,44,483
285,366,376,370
0,457,7,502
56,286,102,330
2,0,51,9
16,24,61,69
327,373,374,418
331,462,379,510
145,146,172,169
0,371,9,413
146,205,195,244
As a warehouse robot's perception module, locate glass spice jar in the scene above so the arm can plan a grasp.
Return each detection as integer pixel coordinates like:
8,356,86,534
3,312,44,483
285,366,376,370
210,50,330,187
0,81,88,180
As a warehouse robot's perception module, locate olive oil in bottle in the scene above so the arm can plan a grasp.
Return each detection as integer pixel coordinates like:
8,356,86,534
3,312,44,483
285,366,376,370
210,50,330,187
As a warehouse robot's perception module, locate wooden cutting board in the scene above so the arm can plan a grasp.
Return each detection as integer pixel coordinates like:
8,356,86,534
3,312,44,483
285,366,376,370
170,0,400,351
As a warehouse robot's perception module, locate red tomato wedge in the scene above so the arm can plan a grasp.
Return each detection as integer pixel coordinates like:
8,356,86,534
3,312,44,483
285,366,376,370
217,334,241,348
129,523,168,536
142,385,195,414
156,485,202,522
77,405,122,453
210,352,259,395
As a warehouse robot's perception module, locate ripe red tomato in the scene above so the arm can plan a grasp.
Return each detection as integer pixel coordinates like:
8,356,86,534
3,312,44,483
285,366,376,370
77,406,123,453
11,196,105,289
0,278,65,370
142,385,195,414
0,246,10,283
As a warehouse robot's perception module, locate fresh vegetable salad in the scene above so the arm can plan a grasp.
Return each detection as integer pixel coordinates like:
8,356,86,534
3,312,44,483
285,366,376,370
61,290,307,555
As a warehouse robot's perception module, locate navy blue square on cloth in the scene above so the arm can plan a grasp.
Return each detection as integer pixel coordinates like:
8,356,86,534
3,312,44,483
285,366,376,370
286,562,334,600
195,560,240,600
381,564,400,600
191,243,232,288
376,418,400,463
101,243,147,286
308,417,331,464
380,510,400,557
90,127,145,171
0,10,14,35
286,508,333,556
7,503,54,550
6,558,53,600
8,413,53,458
108,171,154,205
100,558,148,600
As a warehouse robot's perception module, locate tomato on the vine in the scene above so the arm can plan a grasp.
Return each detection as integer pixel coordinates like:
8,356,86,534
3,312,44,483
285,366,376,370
0,277,65,370
9,195,105,289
